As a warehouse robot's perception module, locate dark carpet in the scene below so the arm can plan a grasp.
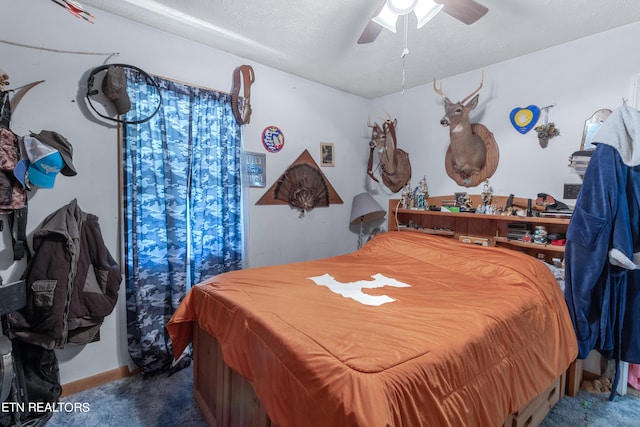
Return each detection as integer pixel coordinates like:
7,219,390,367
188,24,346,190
46,365,640,427
541,388,640,427
47,364,206,427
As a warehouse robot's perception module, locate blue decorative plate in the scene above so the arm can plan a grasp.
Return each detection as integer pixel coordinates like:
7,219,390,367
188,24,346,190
510,106,540,134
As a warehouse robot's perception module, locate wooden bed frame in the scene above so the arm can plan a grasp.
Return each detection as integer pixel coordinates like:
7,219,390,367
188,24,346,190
192,323,581,427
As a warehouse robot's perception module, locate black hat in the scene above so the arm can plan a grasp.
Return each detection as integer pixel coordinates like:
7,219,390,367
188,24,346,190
102,65,131,115
29,130,77,176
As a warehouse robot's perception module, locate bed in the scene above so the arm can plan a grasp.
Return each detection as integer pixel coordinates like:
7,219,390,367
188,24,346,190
167,231,578,427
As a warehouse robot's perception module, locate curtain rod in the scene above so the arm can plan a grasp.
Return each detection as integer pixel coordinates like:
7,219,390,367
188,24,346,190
152,72,231,96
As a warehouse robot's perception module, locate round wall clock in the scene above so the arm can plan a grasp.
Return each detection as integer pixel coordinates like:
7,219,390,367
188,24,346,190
262,126,285,153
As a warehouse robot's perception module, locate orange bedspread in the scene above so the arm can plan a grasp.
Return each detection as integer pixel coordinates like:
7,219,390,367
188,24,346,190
167,232,577,427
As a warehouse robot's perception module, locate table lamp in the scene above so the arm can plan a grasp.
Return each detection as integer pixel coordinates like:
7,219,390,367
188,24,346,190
350,193,386,249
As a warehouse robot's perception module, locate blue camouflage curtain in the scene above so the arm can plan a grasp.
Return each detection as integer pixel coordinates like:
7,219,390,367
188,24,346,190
122,69,243,376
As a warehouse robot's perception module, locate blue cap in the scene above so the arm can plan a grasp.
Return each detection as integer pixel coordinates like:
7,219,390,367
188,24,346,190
28,152,64,189
23,135,64,189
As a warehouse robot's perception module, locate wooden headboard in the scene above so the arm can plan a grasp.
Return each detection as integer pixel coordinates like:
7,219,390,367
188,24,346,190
388,194,570,262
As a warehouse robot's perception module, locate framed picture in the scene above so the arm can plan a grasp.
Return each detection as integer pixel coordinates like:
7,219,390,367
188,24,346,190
242,151,266,188
320,142,335,167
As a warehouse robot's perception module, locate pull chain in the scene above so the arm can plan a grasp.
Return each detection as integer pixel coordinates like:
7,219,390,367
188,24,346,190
401,14,409,95
401,56,406,95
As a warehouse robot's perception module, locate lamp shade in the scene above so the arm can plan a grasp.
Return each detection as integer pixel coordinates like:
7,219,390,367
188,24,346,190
372,3,399,32
414,0,444,28
350,193,386,225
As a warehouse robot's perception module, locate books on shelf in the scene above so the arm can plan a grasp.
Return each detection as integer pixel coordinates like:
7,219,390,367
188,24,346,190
569,149,594,174
506,223,532,240
539,211,573,219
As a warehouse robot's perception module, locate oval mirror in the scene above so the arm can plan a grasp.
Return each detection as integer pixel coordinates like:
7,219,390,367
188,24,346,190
581,108,612,151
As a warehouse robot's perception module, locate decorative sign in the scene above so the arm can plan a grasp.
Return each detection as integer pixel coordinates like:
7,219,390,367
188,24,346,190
242,151,266,187
262,126,285,153
509,105,541,134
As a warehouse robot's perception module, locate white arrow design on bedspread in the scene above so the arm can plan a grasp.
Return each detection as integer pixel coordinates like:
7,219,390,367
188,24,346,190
308,273,411,306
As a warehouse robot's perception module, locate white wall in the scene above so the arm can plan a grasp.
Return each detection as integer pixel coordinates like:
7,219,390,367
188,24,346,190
368,22,640,212
1,0,367,384
2,1,640,385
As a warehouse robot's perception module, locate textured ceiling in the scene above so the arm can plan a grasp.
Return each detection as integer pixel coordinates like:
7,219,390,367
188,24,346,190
80,0,640,99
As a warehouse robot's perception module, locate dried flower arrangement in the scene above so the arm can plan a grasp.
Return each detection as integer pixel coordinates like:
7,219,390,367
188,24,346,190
534,122,560,147
534,122,560,139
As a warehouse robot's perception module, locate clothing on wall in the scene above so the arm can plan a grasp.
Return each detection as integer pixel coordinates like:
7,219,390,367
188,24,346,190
0,93,29,261
8,199,121,350
564,104,640,397
0,339,62,427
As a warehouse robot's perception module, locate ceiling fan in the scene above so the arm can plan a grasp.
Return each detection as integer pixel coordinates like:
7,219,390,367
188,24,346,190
357,0,489,44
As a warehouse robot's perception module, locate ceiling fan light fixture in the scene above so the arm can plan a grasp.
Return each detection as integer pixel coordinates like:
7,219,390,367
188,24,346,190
359,0,488,45
386,0,418,15
372,3,399,33
414,1,444,28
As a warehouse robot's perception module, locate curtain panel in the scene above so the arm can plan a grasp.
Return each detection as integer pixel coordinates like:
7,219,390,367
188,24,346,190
122,70,243,375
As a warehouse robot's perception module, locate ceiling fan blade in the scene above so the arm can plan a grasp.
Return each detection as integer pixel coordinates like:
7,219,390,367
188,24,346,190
357,20,384,44
357,0,386,44
436,0,488,25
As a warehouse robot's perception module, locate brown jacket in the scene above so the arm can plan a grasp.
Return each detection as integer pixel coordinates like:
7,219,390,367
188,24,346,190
10,199,121,349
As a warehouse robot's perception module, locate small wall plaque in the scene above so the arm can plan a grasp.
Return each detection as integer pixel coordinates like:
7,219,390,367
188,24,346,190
243,151,266,188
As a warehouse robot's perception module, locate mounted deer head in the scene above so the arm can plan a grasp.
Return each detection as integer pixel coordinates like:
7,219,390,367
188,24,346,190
433,74,487,185
366,116,411,193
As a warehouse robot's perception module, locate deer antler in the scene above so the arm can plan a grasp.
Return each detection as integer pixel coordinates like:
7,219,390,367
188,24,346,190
9,80,45,112
433,78,446,98
460,71,484,105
